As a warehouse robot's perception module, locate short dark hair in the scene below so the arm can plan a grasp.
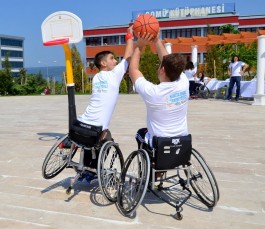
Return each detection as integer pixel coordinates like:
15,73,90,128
161,53,186,81
94,51,114,69
185,61,194,70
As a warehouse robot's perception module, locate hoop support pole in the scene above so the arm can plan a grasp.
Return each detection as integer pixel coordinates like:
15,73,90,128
62,44,74,85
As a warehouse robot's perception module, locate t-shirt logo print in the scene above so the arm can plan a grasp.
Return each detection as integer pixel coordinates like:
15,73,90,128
163,139,181,154
172,138,181,154
172,138,180,145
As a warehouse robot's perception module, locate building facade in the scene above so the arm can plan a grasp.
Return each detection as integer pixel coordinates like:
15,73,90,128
0,34,24,77
83,3,265,74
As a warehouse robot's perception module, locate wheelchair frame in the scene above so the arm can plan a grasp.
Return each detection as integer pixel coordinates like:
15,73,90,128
191,83,212,99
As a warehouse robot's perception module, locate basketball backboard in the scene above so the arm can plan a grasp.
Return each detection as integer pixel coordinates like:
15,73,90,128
41,11,83,45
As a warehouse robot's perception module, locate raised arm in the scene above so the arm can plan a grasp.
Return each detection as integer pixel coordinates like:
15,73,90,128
123,26,134,63
129,33,153,84
153,31,168,61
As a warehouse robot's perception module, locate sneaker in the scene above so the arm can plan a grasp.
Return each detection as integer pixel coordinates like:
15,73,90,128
235,98,239,102
85,171,97,184
224,98,231,102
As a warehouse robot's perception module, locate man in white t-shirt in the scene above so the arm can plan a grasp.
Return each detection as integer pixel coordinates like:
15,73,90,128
78,26,133,167
129,32,189,148
226,55,248,101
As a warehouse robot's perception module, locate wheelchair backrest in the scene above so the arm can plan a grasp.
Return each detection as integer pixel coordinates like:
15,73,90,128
152,134,192,170
69,119,102,147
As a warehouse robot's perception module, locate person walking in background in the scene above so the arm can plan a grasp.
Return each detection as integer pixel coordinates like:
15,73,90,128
184,61,197,97
225,55,248,101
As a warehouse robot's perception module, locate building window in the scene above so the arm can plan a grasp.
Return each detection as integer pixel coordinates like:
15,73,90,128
10,61,23,68
86,35,124,46
86,37,101,46
120,35,125,44
239,27,264,32
1,38,23,47
1,50,23,58
103,35,119,45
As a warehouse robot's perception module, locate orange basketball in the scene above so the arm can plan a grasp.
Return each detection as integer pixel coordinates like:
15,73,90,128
133,14,159,38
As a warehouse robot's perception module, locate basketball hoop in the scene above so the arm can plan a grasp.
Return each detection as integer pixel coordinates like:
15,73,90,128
43,38,69,46
41,11,83,45
41,11,83,86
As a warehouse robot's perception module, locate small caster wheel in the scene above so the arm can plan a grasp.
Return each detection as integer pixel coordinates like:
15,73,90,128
66,187,72,195
157,183,163,191
172,212,183,220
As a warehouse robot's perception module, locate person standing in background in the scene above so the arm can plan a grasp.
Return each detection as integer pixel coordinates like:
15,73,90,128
184,61,197,97
225,55,248,101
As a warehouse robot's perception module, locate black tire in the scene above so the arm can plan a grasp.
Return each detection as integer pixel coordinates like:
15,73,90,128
116,149,150,216
97,141,124,202
42,134,77,179
187,148,219,207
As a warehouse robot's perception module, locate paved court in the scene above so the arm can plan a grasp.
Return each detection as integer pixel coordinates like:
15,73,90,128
0,95,264,229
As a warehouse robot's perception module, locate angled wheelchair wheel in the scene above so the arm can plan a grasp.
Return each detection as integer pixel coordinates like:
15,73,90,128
97,141,124,202
116,149,150,217
198,85,211,99
187,148,219,208
42,134,77,179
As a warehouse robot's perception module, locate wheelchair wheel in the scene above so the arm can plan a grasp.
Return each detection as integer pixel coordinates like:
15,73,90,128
116,149,150,216
198,85,211,99
42,134,77,179
187,148,219,208
97,141,124,202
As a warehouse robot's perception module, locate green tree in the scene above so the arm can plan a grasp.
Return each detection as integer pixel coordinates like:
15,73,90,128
18,68,27,85
220,24,240,34
139,45,160,84
206,24,216,35
0,54,13,95
71,44,85,92
119,78,127,93
0,70,12,95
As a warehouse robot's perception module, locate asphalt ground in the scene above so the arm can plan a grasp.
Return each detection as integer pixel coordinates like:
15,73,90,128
0,94,264,229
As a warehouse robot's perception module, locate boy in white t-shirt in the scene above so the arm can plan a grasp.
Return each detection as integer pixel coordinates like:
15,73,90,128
129,32,189,148
78,26,134,167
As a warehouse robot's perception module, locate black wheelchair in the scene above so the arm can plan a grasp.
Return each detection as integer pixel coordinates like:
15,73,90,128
116,134,219,220
191,83,212,99
42,121,124,202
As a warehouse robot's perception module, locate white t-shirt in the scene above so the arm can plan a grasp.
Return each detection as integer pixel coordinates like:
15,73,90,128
78,59,128,129
203,77,210,84
135,72,189,141
184,69,196,81
229,61,245,76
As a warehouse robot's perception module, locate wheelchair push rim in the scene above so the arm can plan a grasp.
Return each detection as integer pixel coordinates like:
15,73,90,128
97,141,124,202
116,149,150,217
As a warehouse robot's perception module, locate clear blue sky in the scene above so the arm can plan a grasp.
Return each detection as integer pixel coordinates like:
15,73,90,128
1,0,265,67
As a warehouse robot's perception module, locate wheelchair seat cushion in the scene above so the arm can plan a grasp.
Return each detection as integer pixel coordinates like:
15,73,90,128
69,119,102,147
152,134,192,170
